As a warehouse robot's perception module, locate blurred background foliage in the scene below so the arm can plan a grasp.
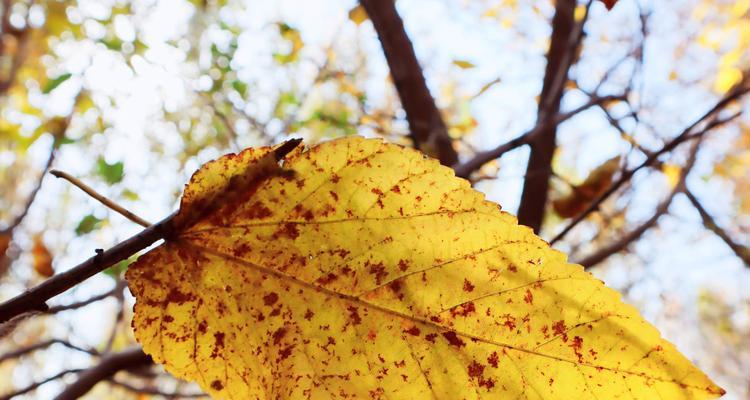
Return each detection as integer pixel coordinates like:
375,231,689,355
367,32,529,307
0,0,749,398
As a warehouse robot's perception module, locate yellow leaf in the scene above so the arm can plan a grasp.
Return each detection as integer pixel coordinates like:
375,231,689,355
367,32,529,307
452,59,476,69
553,156,621,218
348,4,369,25
128,137,722,399
32,234,53,278
714,67,743,94
662,163,682,189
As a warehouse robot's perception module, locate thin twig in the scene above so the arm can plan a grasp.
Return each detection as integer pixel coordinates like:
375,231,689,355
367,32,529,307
575,135,702,268
44,280,124,315
685,189,750,267
109,378,208,398
50,170,151,228
454,94,623,178
0,369,84,400
55,346,153,400
0,339,97,364
550,84,750,244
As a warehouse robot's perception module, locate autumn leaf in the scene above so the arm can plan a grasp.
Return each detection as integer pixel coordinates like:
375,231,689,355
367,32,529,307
127,137,722,399
348,4,369,26
452,59,476,69
32,234,53,278
553,156,621,218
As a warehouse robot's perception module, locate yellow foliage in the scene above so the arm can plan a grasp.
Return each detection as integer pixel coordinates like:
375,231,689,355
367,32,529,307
452,59,476,69
348,5,369,26
661,163,682,189
128,137,722,399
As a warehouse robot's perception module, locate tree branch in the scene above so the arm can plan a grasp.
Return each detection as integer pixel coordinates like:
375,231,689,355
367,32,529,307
0,369,84,400
0,339,97,364
454,93,623,178
108,378,207,398
684,189,750,267
516,0,586,233
575,135,702,268
0,139,302,324
550,83,750,244
359,0,458,166
50,170,151,228
55,346,153,400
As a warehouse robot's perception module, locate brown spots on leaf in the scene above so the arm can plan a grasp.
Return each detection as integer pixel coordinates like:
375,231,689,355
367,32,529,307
425,333,438,343
508,264,518,273
468,360,484,378
211,332,226,359
279,345,294,360
263,292,279,306
371,188,383,196
272,327,287,345
367,261,388,285
316,273,338,285
330,173,341,183
347,305,362,325
163,315,174,323
570,336,584,363
552,320,568,342
198,320,208,334
442,331,466,348
450,302,476,318
303,309,314,320
501,314,516,331
211,380,224,391
487,352,499,368
463,279,475,292
243,202,273,219
166,288,194,304
523,289,533,305
404,326,420,336
390,185,401,194
397,259,409,271
328,190,339,201
275,223,300,239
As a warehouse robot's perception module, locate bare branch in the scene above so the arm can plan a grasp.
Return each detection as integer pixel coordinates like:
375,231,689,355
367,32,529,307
50,170,151,228
576,135,702,268
55,346,153,400
359,0,458,166
0,339,97,364
550,84,750,244
109,378,208,398
685,189,750,267
454,93,623,178
516,0,589,233
44,279,125,315
0,369,83,400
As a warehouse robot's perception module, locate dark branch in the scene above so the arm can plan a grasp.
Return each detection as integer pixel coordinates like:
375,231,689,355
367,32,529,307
685,189,750,267
109,378,208,398
550,84,750,244
454,93,623,178
516,0,586,233
359,0,458,166
55,347,153,400
0,369,84,400
0,214,173,324
0,339,97,364
576,136,702,268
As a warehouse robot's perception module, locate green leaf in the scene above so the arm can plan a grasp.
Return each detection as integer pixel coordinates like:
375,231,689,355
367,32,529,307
97,158,124,184
121,189,139,201
43,73,72,94
75,214,103,235
231,79,248,97
104,256,136,278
